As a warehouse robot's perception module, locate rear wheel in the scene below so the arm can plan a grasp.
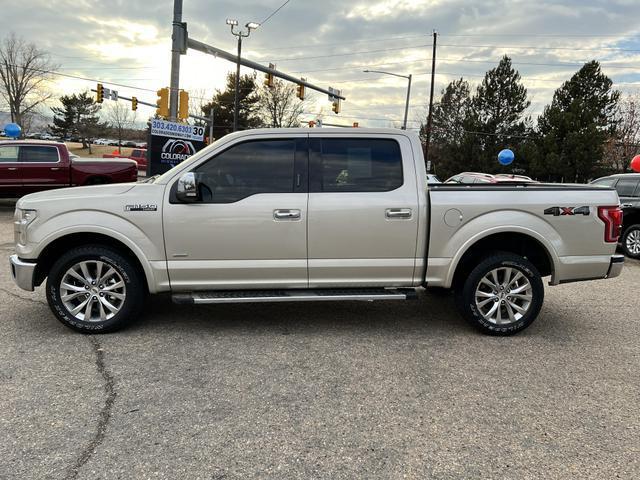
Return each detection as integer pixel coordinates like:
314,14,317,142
456,252,544,335
46,245,144,333
622,224,640,259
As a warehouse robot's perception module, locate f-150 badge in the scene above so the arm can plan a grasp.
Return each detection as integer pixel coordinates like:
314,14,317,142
125,204,157,212
544,206,590,216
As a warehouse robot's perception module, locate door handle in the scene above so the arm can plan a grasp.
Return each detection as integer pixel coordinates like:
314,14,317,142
7,167,17,171
386,208,412,219
50,167,60,171
274,209,301,220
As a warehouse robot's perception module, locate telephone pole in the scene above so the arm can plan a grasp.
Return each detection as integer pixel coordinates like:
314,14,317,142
424,30,437,169
169,0,184,121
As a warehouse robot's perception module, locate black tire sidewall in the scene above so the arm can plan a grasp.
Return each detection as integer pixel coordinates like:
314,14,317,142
46,246,143,333
460,253,544,335
622,225,640,259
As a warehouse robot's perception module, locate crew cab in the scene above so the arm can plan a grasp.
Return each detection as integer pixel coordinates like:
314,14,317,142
9,129,624,335
0,140,138,197
103,148,148,169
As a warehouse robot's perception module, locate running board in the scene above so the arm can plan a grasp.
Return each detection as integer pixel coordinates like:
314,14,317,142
172,288,416,305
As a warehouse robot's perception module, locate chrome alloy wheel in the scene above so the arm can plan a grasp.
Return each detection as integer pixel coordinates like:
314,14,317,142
474,267,533,325
60,260,126,322
626,229,640,256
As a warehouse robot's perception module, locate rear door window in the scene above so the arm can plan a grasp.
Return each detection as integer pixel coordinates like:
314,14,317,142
312,138,403,192
615,178,640,197
20,146,59,163
592,178,617,187
0,146,19,162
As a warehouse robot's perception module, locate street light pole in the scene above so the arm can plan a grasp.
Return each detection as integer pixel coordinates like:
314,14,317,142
227,19,259,132
363,70,412,130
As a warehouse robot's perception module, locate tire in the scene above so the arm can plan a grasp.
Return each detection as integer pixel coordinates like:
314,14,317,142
46,245,145,333
621,224,640,259
456,252,544,336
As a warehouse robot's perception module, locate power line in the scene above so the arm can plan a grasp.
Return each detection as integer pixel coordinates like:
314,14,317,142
261,0,293,25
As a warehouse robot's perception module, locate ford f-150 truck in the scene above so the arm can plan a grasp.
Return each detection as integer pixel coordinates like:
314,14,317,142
0,140,138,197
9,128,624,335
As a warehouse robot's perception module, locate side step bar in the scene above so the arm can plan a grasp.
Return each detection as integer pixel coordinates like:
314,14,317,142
172,288,416,305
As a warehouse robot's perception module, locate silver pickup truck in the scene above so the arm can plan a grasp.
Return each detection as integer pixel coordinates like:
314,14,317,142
10,128,624,335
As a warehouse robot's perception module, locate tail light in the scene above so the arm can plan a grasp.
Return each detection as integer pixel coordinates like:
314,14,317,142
597,206,623,243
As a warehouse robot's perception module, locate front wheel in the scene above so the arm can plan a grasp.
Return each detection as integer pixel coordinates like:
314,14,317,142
46,245,145,333
456,252,544,335
622,224,640,259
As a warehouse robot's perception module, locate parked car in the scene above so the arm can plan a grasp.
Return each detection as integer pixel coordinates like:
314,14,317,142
591,173,640,258
10,128,623,335
103,148,147,169
446,172,536,184
426,174,441,183
0,140,138,197
93,139,108,145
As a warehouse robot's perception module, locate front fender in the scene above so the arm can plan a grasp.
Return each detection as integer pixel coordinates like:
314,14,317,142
18,210,168,293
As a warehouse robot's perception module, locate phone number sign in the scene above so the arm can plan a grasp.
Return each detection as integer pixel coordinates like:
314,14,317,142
150,119,205,141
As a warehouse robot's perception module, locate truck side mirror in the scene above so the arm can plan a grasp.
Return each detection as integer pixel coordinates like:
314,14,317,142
176,172,200,203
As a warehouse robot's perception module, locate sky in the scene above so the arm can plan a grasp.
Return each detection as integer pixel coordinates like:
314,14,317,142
1,0,640,130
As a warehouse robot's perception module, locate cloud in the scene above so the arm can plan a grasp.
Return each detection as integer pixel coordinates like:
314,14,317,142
1,0,639,127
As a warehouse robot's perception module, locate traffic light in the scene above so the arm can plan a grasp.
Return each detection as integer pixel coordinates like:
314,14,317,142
296,78,306,100
178,90,189,121
156,87,169,118
353,122,359,128
264,63,275,88
131,96,138,111
96,83,104,103
332,98,341,114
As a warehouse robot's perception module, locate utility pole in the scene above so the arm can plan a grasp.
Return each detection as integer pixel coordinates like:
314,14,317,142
209,108,214,143
424,30,437,168
403,74,412,131
234,34,242,132
169,0,183,121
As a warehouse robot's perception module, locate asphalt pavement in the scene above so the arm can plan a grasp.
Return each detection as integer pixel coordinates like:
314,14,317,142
0,199,638,479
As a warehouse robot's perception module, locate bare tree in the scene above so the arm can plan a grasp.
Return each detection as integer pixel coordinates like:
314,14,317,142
259,79,308,128
0,33,56,131
104,102,137,154
603,93,640,172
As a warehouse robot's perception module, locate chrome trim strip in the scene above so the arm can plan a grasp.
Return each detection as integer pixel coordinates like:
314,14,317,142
176,292,408,304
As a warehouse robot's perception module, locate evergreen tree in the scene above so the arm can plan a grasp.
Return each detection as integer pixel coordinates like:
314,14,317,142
534,61,619,182
470,55,531,173
202,72,262,139
50,92,103,149
422,78,475,178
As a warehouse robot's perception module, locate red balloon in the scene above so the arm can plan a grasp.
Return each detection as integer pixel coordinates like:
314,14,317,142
632,155,640,173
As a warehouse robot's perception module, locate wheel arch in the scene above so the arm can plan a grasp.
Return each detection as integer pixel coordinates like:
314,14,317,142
33,231,154,293
450,229,557,290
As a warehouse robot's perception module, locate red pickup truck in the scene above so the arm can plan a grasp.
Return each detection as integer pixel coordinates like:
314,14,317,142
103,148,147,169
0,140,138,197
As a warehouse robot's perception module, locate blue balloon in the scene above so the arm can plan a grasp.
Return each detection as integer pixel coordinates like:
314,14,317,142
4,123,21,138
498,148,514,166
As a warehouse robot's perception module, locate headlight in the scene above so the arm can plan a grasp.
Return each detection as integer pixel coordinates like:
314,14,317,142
14,209,37,245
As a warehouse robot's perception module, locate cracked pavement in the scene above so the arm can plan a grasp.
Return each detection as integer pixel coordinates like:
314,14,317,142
0,199,639,479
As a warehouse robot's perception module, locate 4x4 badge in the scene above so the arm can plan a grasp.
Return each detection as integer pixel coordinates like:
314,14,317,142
544,206,590,216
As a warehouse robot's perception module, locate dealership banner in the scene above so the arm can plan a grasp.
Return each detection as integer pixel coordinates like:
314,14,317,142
148,120,206,176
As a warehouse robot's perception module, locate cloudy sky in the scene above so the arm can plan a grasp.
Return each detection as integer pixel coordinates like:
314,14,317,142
2,0,640,130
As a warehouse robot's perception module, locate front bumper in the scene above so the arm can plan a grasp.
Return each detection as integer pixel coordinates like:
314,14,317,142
606,254,625,279
9,255,36,291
